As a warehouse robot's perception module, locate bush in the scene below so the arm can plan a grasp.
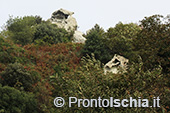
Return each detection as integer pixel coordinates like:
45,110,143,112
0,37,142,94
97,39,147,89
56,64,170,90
0,84,38,113
6,16,42,45
33,22,73,45
0,36,15,63
0,63,33,91
50,55,168,112
0,36,27,64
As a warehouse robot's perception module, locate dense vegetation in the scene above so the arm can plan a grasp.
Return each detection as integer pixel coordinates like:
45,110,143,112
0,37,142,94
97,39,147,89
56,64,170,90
0,14,169,113
5,16,73,45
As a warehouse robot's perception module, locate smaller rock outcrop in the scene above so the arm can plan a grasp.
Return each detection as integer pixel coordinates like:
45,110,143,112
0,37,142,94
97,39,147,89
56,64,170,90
104,54,129,75
72,31,86,43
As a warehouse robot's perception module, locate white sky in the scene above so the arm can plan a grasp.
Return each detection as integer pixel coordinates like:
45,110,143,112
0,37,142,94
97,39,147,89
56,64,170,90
0,0,170,33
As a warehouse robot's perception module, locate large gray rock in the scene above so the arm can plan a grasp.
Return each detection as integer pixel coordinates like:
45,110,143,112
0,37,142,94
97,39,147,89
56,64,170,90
50,8,86,43
50,8,77,32
104,54,129,75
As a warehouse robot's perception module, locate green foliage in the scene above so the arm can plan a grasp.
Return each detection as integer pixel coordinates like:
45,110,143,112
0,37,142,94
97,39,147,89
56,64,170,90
82,23,141,64
6,16,42,45
5,15,73,45
50,55,168,112
0,14,170,112
105,22,141,61
107,22,141,39
134,15,170,73
0,37,14,63
82,24,112,63
33,22,73,45
0,63,33,91
0,84,37,113
53,63,70,77
0,36,15,63
0,36,28,64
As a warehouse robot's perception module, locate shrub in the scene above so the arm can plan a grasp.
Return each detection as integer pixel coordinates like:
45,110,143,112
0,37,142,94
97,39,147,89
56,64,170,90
50,54,168,112
0,84,38,113
6,16,42,45
0,63,33,91
0,36,15,63
0,36,27,64
33,22,73,45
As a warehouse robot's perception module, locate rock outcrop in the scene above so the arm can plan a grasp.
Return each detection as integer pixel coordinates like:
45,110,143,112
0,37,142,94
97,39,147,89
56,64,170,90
104,54,129,75
50,8,86,43
50,8,77,31
72,31,86,43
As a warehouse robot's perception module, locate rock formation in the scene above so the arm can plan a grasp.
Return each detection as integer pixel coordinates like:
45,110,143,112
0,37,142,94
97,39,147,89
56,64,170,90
50,8,86,43
50,8,77,31
72,31,86,43
104,54,129,75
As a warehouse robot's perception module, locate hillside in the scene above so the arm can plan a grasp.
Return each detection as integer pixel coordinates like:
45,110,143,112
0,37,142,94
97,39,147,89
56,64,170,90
0,14,170,113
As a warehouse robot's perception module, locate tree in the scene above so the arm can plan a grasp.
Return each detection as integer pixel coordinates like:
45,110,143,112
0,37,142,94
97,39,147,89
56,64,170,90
82,24,112,63
107,22,141,39
134,15,170,73
6,16,42,45
105,22,141,61
0,63,33,91
0,84,38,113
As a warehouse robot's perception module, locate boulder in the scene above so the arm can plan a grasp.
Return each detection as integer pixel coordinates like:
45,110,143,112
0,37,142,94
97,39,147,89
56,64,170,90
50,8,86,43
72,31,86,43
104,54,129,75
50,8,77,31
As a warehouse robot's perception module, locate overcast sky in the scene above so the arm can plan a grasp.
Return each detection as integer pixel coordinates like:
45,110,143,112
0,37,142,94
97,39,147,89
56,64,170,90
0,0,170,33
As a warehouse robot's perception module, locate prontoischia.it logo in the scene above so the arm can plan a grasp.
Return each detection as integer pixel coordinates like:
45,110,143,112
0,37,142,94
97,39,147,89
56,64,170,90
54,97,160,108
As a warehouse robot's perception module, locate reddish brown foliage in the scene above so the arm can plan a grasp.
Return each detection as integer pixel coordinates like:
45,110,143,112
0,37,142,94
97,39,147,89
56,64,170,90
23,43,83,77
